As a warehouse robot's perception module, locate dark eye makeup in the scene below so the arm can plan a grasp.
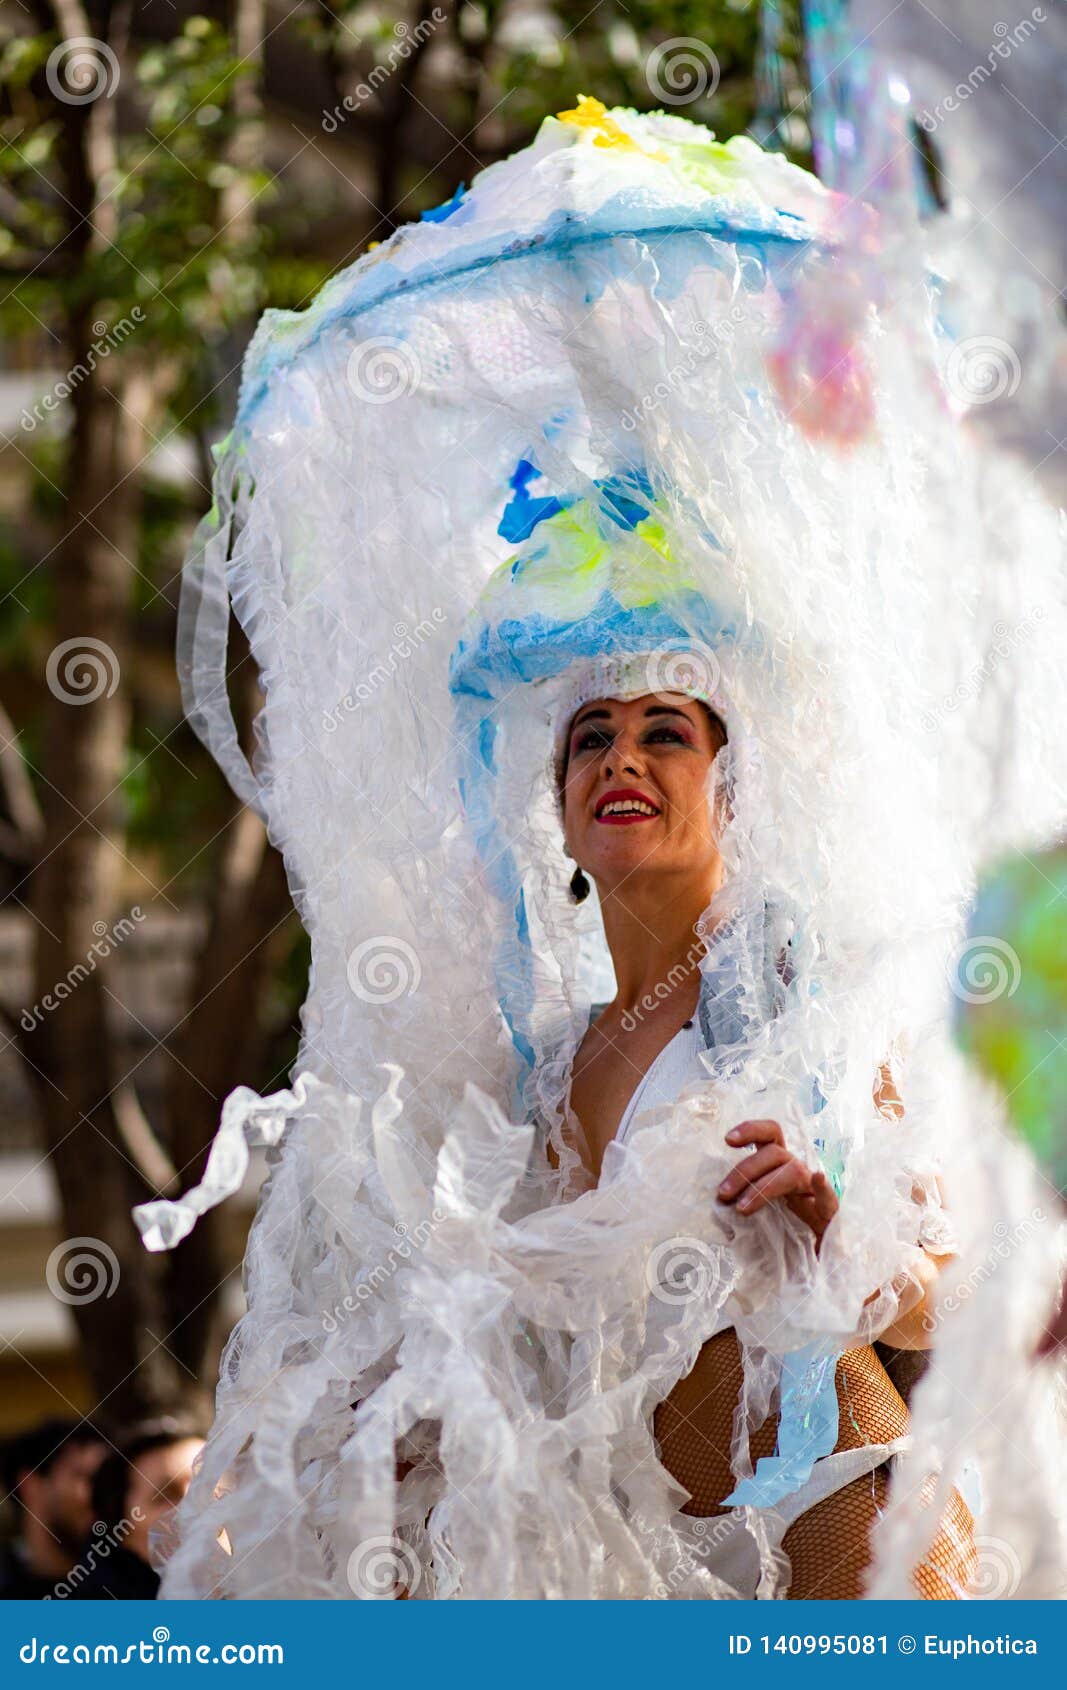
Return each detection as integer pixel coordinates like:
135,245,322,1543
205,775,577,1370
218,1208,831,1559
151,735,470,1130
573,725,613,752
570,721,694,754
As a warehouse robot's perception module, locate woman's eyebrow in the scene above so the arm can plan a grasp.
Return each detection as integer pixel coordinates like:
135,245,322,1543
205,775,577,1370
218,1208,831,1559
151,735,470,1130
571,704,695,733
643,705,692,720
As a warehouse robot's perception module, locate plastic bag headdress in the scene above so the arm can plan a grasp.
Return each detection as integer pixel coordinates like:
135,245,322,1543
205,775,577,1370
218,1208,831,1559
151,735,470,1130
449,470,745,1074
134,98,1067,1599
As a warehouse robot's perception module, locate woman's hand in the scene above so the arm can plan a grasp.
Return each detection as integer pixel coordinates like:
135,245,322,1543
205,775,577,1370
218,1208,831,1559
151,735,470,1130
717,1118,839,1248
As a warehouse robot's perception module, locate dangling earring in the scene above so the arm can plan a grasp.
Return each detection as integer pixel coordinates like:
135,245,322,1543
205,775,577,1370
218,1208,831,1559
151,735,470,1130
570,866,590,904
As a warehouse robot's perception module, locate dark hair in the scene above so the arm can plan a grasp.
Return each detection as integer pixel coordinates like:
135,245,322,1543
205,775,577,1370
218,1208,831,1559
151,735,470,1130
2,1419,106,1513
89,1416,208,1535
697,699,729,752
557,695,728,796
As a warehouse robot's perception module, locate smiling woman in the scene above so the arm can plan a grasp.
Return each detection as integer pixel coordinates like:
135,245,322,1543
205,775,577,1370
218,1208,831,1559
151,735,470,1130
561,694,728,1180
547,665,974,1597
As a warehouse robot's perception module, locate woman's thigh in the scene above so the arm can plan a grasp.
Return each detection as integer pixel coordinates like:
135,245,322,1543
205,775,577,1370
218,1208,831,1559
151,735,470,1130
654,1331,976,1599
783,1467,977,1600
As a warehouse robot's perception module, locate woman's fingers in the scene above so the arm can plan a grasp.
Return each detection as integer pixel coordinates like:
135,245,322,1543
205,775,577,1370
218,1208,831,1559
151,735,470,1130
724,1118,785,1150
809,1170,839,1224
732,1161,813,1213
720,1121,838,1241
786,1171,840,1240
718,1144,789,1200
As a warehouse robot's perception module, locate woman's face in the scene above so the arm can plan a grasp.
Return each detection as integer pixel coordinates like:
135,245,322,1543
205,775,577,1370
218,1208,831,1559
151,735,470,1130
561,693,724,894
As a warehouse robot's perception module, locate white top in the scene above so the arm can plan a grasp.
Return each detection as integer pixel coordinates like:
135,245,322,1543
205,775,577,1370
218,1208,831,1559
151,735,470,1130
613,1019,708,1151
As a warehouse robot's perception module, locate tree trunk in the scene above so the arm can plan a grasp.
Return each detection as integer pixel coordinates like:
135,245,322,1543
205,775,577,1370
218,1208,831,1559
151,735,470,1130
150,0,298,1389
21,1,196,1424
25,354,194,1422
162,802,293,1381
10,0,295,1423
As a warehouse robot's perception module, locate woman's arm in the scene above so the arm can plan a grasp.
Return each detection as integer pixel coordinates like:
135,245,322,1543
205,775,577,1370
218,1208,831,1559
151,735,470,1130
870,1059,956,1348
866,1236,951,1350
718,1060,956,1348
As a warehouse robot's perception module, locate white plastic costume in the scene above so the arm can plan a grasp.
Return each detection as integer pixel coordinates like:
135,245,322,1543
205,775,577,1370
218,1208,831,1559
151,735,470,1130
133,98,1067,1599
583,963,911,1591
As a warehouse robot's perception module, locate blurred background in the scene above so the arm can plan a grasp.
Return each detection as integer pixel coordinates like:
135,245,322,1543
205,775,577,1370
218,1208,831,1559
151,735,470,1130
0,1,813,1438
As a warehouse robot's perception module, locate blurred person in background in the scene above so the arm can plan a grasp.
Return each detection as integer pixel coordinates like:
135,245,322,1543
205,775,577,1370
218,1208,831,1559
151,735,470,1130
0,1420,107,1599
65,1418,206,1601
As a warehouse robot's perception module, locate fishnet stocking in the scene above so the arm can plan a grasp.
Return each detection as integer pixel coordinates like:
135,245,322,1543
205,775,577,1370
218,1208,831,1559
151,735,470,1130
653,1329,976,1598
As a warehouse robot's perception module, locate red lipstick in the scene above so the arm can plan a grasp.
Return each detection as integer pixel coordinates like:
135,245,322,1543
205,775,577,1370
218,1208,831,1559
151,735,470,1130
594,787,662,825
